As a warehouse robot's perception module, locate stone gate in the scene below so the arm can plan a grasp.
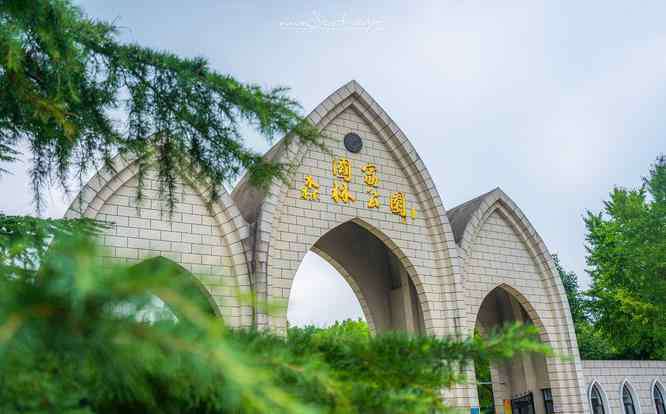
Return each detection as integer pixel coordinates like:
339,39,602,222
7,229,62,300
66,80,665,414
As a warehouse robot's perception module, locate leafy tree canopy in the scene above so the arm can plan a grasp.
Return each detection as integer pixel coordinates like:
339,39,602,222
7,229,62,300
553,254,587,329
553,255,617,360
0,0,319,212
584,155,666,360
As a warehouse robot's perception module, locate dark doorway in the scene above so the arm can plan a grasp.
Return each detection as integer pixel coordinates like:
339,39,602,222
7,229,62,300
511,391,535,414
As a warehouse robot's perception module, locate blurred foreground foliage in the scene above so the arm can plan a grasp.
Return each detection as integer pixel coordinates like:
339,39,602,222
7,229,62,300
0,215,550,413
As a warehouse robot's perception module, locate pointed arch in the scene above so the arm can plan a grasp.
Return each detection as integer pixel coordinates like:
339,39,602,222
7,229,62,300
652,379,666,414
249,80,460,271
233,81,459,259
587,380,610,414
474,282,551,344
457,189,571,322
128,255,221,318
620,379,641,414
456,188,577,350
244,80,463,336
304,218,427,333
64,153,252,325
457,187,588,413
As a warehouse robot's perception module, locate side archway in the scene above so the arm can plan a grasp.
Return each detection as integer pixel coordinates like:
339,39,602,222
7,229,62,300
474,284,551,414
64,154,251,326
453,188,588,413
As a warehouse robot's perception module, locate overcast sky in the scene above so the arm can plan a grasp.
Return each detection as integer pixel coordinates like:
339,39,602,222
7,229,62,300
2,1,664,326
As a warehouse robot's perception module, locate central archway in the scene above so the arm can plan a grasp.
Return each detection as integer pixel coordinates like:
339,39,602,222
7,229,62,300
287,220,426,334
475,285,551,414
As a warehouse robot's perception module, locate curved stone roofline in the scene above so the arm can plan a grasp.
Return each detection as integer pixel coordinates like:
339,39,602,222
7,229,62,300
453,187,576,338
64,152,253,325
453,186,588,409
232,80,456,237
65,152,248,235
247,80,465,335
254,79,458,252
445,188,497,245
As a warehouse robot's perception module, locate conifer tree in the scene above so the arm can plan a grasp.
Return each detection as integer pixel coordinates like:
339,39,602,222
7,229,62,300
0,0,319,212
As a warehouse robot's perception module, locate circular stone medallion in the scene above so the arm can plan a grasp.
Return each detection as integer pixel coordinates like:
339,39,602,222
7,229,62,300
343,132,363,153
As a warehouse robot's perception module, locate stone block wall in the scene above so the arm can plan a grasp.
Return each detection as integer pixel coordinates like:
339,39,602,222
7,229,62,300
249,81,462,343
582,360,666,414
65,159,251,326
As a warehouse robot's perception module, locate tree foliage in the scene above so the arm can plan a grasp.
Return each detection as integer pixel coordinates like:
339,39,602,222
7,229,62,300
553,254,587,329
584,155,666,360
0,215,549,413
553,255,616,360
473,339,494,414
0,0,319,212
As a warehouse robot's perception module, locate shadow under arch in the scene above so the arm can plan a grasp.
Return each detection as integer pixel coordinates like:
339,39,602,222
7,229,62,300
294,217,427,334
128,256,220,319
474,282,552,345
308,246,377,333
474,284,552,414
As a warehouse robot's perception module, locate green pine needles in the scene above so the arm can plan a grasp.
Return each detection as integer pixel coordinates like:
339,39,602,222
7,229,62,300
0,0,319,212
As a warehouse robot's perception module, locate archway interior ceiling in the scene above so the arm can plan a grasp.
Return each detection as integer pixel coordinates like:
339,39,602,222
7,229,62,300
476,287,531,332
313,221,424,334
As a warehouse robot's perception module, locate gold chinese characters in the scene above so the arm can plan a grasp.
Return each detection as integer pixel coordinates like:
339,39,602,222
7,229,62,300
389,192,417,223
331,158,355,204
299,157,416,223
389,192,407,223
300,175,320,201
361,163,380,209
332,158,352,182
367,189,380,209
361,163,379,187
331,181,356,204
